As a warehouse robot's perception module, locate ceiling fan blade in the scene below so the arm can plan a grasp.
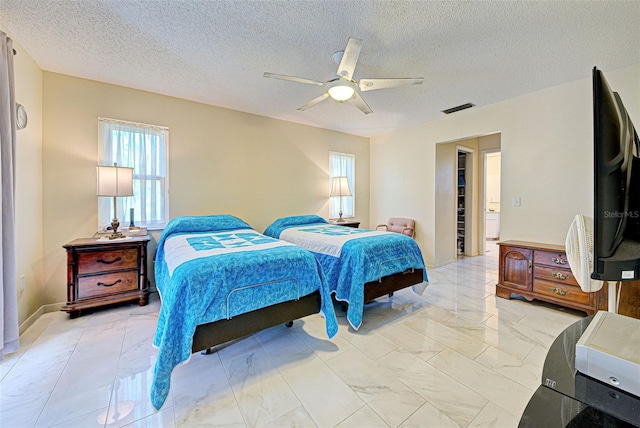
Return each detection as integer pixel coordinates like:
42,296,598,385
337,38,363,80
263,72,324,86
297,93,330,111
349,91,373,115
359,78,424,91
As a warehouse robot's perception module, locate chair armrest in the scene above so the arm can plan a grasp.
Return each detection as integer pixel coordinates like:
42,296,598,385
376,224,388,231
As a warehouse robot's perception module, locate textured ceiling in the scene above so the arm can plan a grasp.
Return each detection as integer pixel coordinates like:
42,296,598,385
1,1,639,138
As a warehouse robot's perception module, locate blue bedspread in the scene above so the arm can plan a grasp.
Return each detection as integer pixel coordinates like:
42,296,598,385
264,215,428,330
151,215,338,410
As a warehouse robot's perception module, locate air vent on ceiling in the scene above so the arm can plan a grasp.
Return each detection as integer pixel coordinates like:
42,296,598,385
442,103,475,114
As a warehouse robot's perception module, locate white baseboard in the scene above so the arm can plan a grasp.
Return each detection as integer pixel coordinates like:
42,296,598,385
434,258,457,268
44,302,65,313
19,302,65,336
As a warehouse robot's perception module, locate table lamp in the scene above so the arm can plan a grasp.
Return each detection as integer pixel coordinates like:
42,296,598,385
97,162,134,239
330,176,352,222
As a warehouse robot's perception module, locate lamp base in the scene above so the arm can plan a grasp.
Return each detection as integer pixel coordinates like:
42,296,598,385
336,212,346,223
109,218,123,239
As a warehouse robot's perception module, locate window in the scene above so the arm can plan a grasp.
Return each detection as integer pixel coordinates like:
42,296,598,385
329,151,355,219
98,118,169,230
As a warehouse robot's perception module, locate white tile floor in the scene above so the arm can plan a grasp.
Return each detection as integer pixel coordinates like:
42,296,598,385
0,242,585,427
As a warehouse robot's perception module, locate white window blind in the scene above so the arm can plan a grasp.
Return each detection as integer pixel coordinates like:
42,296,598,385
329,151,355,219
98,118,169,230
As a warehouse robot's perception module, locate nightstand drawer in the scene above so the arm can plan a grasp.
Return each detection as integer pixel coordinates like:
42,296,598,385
533,265,579,287
534,250,569,268
78,249,138,274
532,279,590,305
77,271,139,299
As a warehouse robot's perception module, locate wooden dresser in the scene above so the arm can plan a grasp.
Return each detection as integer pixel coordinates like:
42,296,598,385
62,236,150,318
497,240,596,314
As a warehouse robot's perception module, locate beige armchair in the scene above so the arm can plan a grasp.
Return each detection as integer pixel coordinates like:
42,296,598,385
376,217,415,238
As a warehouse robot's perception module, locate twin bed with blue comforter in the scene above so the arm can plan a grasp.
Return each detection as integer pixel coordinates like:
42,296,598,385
264,215,429,330
151,215,338,410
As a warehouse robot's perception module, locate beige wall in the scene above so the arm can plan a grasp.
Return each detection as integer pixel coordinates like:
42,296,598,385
40,72,369,308
12,39,44,327
479,133,501,153
434,142,455,266
371,64,640,268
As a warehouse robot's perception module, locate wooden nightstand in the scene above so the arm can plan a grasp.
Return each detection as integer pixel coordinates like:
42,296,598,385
331,220,360,228
62,236,150,318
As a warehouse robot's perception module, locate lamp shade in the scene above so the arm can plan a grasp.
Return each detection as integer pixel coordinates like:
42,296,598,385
96,164,134,197
330,176,352,197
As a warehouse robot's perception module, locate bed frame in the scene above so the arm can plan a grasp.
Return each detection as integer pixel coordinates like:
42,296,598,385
363,268,425,303
191,290,321,353
190,268,423,353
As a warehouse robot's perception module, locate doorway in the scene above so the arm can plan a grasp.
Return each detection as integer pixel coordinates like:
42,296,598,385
484,151,501,243
434,134,500,267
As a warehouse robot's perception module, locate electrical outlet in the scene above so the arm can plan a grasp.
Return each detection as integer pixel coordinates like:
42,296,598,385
19,274,25,292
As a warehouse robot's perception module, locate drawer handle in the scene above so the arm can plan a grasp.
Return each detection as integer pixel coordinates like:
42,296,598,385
550,287,569,296
551,257,567,265
97,279,122,287
96,256,122,265
552,272,569,280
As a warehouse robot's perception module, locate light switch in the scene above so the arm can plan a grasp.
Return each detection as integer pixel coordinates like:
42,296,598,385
513,196,521,207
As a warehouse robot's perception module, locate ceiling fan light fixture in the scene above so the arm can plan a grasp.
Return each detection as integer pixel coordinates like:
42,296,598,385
263,37,423,114
327,80,356,102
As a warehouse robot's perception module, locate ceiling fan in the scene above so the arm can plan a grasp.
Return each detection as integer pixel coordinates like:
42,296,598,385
263,38,424,114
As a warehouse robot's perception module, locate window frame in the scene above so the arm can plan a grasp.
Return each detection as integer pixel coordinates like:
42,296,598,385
329,151,356,219
98,118,169,230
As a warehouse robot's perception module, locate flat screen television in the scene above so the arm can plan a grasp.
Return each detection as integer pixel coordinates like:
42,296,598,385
592,67,640,281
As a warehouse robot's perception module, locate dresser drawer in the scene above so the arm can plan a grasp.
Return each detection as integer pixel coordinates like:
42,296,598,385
77,271,139,299
532,279,590,305
77,249,138,274
534,250,569,268
533,265,579,287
